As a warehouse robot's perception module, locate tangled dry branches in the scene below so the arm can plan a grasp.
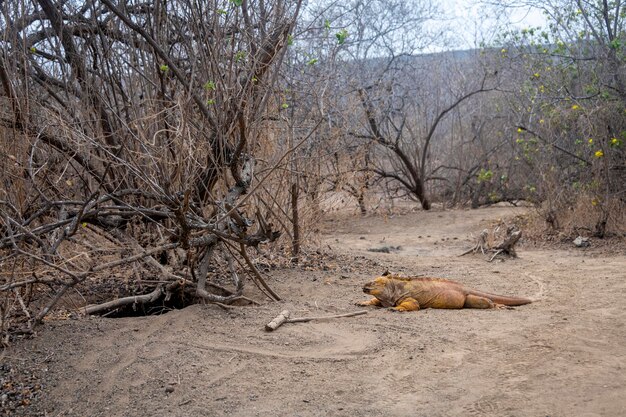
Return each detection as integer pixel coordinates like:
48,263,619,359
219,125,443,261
0,0,306,339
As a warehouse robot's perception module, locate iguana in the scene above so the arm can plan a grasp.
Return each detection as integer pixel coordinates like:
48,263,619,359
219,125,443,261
356,275,532,311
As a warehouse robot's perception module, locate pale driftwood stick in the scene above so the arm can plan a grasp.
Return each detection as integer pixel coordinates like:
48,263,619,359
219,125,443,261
79,286,163,315
287,310,368,323
265,310,291,331
265,310,368,331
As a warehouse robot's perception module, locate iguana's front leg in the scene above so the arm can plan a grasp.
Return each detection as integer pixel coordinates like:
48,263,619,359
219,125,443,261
356,298,382,307
391,297,420,312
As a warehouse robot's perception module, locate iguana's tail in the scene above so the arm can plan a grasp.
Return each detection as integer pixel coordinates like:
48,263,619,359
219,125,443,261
468,290,532,306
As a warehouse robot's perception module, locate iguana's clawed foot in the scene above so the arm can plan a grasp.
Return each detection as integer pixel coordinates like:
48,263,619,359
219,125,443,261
356,298,382,307
355,301,375,307
494,304,516,310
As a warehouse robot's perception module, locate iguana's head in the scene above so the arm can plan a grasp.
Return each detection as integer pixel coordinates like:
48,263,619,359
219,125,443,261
362,276,391,297
363,276,409,307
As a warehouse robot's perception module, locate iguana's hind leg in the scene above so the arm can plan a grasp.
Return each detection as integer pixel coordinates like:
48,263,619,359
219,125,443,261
463,294,496,309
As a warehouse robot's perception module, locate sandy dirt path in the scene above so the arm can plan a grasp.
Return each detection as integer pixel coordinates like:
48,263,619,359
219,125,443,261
5,207,626,416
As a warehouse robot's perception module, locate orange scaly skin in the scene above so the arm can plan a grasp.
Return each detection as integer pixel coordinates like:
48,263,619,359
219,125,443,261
357,275,532,312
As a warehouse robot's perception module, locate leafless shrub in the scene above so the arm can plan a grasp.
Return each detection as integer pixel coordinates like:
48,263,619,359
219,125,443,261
0,0,307,338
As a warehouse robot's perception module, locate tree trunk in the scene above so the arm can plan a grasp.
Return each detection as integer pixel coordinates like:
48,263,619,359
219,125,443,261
291,182,300,258
357,191,367,215
413,181,431,210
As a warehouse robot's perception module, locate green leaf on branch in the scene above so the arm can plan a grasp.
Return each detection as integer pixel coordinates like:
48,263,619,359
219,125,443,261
477,169,493,183
610,39,622,50
336,29,349,45
235,51,246,62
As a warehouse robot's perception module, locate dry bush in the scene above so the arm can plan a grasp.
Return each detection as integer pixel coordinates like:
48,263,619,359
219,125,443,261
521,100,626,239
0,0,308,341
491,3,626,241
535,194,626,239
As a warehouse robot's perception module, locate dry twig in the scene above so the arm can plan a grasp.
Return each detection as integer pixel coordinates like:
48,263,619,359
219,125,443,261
265,309,368,331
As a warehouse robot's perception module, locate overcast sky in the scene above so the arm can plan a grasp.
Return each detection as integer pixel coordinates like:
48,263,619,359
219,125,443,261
440,1,547,50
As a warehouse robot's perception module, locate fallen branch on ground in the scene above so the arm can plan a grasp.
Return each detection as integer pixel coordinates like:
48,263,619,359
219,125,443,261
79,286,164,315
265,309,368,331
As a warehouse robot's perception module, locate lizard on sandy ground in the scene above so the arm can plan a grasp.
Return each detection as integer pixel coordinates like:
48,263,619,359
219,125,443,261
356,275,532,311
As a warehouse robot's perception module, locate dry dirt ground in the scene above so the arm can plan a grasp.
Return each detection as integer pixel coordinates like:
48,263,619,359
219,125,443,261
3,206,626,417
